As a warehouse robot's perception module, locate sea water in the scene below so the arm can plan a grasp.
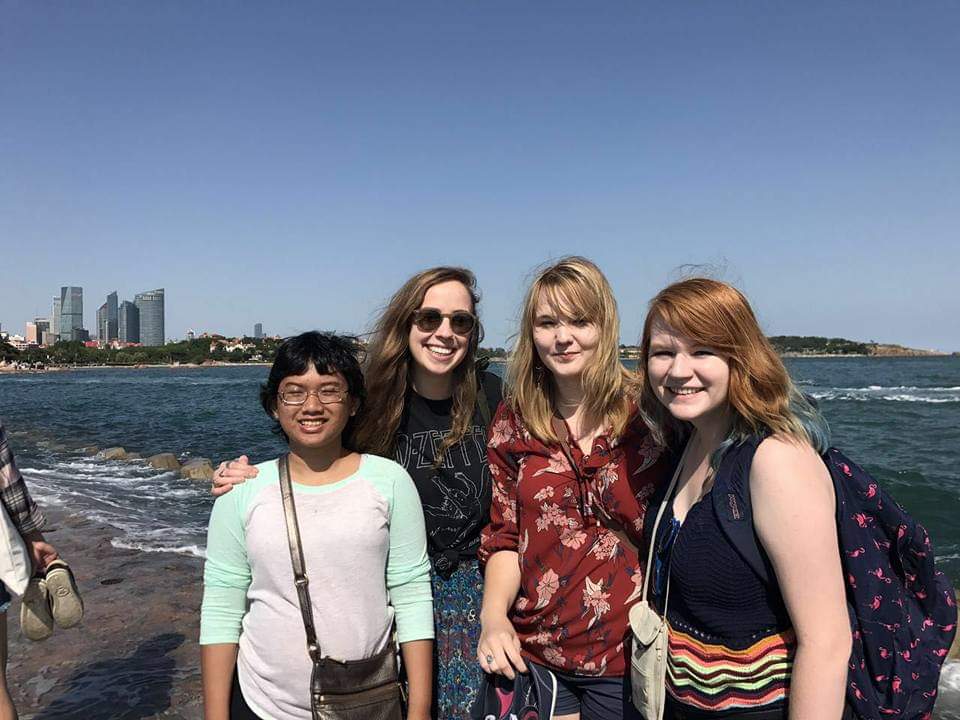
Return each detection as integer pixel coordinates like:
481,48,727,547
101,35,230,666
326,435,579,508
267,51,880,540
1,357,958,716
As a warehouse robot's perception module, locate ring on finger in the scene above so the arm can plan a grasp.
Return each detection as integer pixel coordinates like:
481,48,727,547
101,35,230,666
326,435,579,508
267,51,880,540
485,654,495,665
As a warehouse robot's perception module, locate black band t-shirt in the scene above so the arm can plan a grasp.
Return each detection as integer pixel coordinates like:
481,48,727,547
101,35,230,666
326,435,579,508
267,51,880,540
394,372,502,569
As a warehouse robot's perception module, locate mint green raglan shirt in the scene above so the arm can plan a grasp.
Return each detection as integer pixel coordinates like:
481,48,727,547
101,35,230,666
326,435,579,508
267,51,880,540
200,454,433,720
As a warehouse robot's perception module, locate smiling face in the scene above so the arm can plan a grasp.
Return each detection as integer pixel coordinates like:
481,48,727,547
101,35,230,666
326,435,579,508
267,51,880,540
407,280,474,380
531,290,600,382
646,320,731,430
275,366,357,452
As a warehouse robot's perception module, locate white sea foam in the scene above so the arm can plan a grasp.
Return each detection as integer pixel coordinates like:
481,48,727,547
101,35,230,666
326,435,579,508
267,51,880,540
938,662,960,719
20,454,211,559
111,539,206,558
835,385,960,392
812,390,960,404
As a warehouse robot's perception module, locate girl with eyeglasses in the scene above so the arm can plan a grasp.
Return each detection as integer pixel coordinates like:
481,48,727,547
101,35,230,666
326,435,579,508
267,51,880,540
212,268,502,720
200,332,434,720
477,257,671,720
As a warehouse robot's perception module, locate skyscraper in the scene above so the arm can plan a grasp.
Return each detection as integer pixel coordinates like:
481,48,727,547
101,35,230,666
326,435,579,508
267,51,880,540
106,291,118,341
59,286,84,341
119,301,140,343
134,289,165,346
254,323,263,339
51,296,61,343
33,318,51,346
97,303,109,341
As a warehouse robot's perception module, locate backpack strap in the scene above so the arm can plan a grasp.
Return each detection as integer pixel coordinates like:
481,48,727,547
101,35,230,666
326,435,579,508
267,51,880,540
711,435,775,587
475,371,492,430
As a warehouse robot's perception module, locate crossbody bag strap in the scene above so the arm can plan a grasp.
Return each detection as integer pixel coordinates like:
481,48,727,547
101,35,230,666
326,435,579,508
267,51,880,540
640,438,693,607
279,454,322,665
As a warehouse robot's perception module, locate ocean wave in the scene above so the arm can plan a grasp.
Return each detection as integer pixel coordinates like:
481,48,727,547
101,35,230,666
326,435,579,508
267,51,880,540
811,391,959,404
71,377,255,387
111,539,206,558
939,662,960,719
833,385,960,392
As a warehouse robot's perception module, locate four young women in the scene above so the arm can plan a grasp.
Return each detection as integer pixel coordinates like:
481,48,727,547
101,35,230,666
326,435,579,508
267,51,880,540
203,262,857,719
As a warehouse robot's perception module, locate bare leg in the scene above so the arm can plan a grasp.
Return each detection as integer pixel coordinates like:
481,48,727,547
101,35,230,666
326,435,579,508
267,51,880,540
0,612,17,720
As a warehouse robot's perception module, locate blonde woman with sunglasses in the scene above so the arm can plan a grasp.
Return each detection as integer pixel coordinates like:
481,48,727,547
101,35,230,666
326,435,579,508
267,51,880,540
212,267,502,720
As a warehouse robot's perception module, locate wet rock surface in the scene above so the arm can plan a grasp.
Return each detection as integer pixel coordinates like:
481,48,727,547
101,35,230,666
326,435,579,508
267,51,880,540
147,454,181,472
180,459,213,481
7,507,204,719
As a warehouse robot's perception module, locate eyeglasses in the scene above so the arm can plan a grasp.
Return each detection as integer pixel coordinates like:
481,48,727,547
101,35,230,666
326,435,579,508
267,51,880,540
411,308,477,336
278,388,348,406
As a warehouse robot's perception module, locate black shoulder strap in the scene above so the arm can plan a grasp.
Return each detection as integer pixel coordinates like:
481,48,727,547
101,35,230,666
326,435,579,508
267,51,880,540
475,371,492,430
711,436,774,586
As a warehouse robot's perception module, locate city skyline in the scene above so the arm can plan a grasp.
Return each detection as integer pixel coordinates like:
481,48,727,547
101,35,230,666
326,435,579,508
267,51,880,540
1,4,958,351
5,286,168,347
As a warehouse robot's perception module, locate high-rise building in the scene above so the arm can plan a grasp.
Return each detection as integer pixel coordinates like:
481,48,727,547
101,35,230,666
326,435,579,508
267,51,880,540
59,286,84,341
97,302,109,341
25,322,39,345
254,323,263,339
134,289,165,346
33,318,52,346
119,301,140,343
106,291,118,341
51,297,61,344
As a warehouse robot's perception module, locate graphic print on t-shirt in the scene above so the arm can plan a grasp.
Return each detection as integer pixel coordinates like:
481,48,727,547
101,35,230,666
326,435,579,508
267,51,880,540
394,422,490,554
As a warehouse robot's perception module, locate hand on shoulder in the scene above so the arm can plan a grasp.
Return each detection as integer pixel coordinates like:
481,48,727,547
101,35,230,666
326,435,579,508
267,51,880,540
211,455,258,497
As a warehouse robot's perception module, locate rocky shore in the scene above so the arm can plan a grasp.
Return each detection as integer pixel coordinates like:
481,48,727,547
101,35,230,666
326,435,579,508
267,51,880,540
6,503,960,719
7,505,204,719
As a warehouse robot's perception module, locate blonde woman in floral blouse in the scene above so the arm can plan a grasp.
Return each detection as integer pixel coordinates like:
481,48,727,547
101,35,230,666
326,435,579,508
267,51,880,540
477,257,671,720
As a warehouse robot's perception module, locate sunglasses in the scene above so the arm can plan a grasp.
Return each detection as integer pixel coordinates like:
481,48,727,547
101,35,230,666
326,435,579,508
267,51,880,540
411,308,477,336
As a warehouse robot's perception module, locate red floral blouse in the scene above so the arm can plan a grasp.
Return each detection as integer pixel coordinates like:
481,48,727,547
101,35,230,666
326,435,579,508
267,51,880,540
479,402,671,676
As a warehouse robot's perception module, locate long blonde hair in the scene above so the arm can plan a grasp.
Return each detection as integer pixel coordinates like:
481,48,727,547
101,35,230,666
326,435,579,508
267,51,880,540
507,256,630,444
353,267,483,459
636,277,829,455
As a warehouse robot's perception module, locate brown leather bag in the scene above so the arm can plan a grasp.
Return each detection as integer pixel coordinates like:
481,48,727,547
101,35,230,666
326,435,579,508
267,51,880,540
278,454,403,720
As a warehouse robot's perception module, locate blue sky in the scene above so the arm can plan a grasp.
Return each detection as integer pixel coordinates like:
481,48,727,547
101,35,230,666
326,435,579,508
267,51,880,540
2,2,958,350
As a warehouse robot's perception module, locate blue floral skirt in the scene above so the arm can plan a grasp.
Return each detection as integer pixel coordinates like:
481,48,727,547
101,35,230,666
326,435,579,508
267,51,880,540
432,559,483,720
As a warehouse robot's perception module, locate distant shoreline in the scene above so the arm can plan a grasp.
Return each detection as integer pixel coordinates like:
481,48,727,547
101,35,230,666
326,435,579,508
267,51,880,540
0,361,273,375
3,354,956,376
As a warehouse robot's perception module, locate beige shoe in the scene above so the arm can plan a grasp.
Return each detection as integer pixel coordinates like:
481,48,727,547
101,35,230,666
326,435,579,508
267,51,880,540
20,576,54,641
45,559,84,628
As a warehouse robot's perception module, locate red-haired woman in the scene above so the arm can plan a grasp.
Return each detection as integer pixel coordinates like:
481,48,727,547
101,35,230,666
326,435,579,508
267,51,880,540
633,278,851,719
212,267,501,720
477,257,671,720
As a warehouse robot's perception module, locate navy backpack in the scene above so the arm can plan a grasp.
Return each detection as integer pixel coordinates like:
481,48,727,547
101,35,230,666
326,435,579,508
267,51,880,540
713,436,957,720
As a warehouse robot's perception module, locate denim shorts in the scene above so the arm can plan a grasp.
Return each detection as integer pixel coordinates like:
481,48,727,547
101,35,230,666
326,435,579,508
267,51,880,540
0,579,11,613
529,662,643,720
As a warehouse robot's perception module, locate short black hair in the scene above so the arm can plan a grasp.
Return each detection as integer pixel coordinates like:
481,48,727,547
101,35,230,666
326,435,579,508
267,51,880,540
260,331,366,448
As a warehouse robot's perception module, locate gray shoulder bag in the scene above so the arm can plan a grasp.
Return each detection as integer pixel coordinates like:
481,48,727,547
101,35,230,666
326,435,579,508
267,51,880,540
278,454,403,720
